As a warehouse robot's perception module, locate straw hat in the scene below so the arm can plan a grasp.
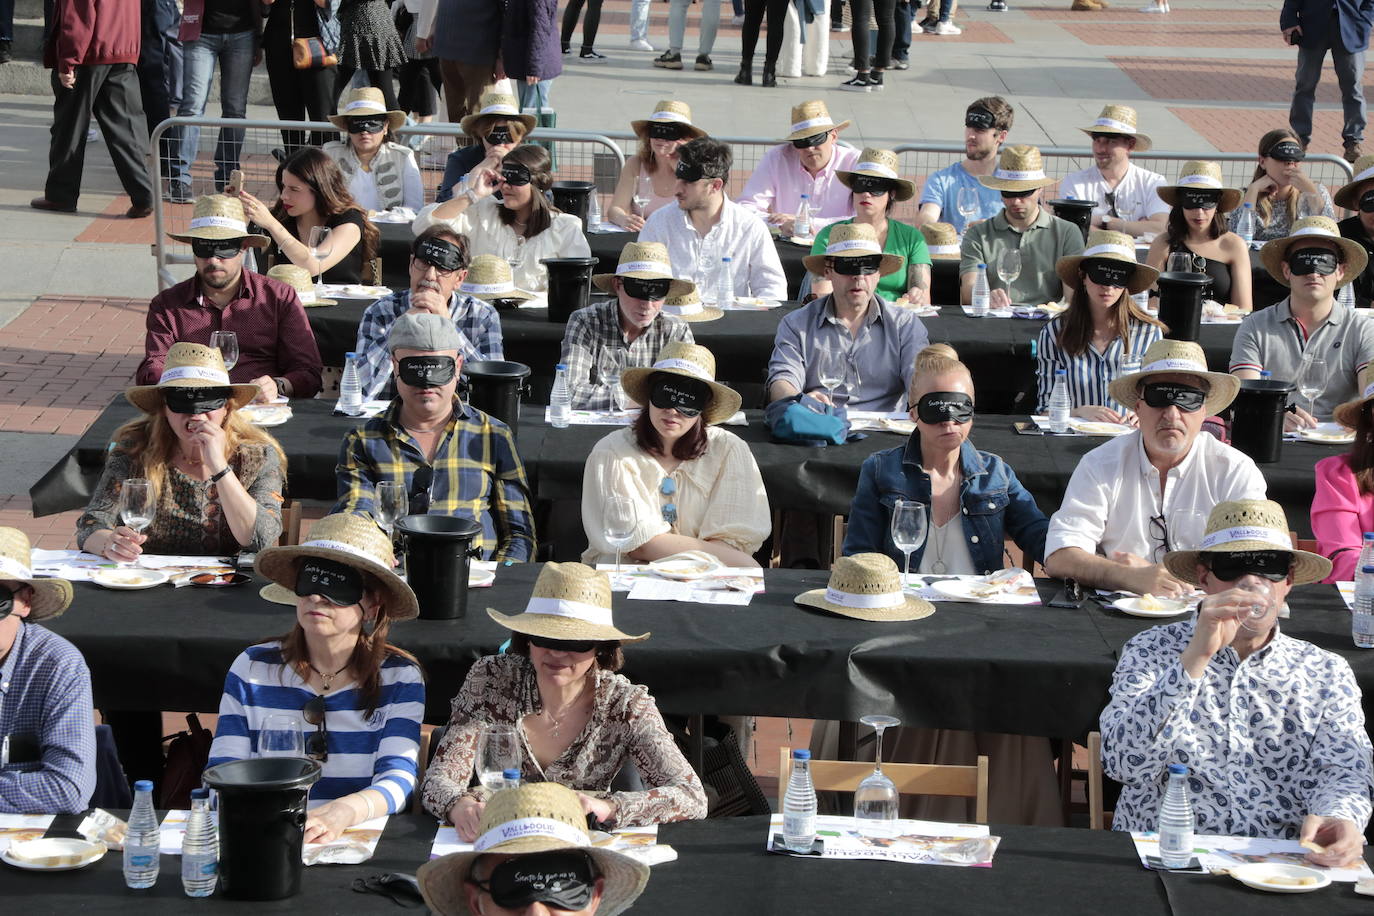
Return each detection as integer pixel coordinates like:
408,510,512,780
460,254,535,304
125,342,260,413
328,87,405,132
794,553,934,622
629,99,706,140
1156,161,1243,214
459,91,538,136
920,223,962,261
1054,229,1160,295
977,145,1057,193
801,222,904,276
1260,215,1369,289
591,241,694,299
1078,104,1153,151
836,148,916,202
416,782,650,916
1106,338,1240,416
1162,499,1330,586
0,528,71,622
266,264,336,307
620,341,742,425
256,513,419,620
487,563,648,643
1334,154,1374,211
782,100,851,143
660,285,722,323
166,194,270,247
1334,364,1374,430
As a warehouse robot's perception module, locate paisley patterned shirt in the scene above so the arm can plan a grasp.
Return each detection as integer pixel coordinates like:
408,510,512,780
421,654,707,827
1102,619,1374,838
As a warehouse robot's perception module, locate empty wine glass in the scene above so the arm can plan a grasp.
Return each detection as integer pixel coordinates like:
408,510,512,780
476,724,521,791
118,478,155,566
209,330,239,372
604,495,636,573
1166,251,1194,275
599,348,625,412
508,235,527,273
1170,509,1209,552
375,481,408,539
307,225,332,299
632,176,652,217
1298,191,1326,220
1298,356,1326,418
258,714,304,758
817,345,845,404
854,714,901,837
890,500,928,585
956,187,979,231
1235,579,1274,633
996,249,1021,303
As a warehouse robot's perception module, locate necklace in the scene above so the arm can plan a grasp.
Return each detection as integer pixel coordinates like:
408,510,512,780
542,680,591,738
928,522,947,574
307,660,350,691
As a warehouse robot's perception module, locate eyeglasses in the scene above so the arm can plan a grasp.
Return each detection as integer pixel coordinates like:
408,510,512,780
191,238,245,260
1149,514,1171,561
848,175,893,196
620,276,672,301
1140,382,1206,413
303,695,328,762
410,466,434,515
529,634,600,653
790,131,829,150
660,477,677,524
346,117,387,134
1206,550,1293,583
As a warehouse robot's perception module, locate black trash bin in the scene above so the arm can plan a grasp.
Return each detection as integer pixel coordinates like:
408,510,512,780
551,180,596,228
1157,271,1212,342
463,360,531,443
1046,199,1096,244
202,757,321,901
396,514,483,620
1230,377,1296,464
542,256,598,323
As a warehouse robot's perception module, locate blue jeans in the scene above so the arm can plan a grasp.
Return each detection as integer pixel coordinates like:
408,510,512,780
173,29,255,186
630,0,650,40
517,79,552,111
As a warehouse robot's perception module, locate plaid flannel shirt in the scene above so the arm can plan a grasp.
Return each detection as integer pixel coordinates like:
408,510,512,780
559,300,694,411
354,290,505,402
334,397,534,561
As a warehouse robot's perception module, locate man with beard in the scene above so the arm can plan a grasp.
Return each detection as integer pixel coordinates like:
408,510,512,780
916,96,1013,233
138,194,323,401
1043,339,1267,597
1060,104,1170,238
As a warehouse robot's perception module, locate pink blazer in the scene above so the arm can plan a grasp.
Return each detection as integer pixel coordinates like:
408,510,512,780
1312,454,1374,583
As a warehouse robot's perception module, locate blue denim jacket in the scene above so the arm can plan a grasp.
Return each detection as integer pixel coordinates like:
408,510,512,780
842,435,1050,574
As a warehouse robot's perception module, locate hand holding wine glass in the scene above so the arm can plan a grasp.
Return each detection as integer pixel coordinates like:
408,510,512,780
113,477,155,564
307,225,333,298
890,500,929,584
209,330,239,371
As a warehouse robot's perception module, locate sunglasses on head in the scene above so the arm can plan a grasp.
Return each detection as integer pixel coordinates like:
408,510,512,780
347,117,387,135
791,131,829,150
528,634,600,653
620,276,672,301
849,175,893,196
163,386,231,414
1206,549,1292,583
303,694,328,761
470,852,596,911
500,165,532,186
191,238,245,260
830,255,882,276
1140,381,1206,412
1287,247,1340,277
647,122,685,141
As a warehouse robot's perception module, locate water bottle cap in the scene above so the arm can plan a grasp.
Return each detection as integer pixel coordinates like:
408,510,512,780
555,363,568,371
1055,369,1066,376
1364,532,1374,540
977,263,987,269
1167,764,1188,776
190,788,209,800
345,351,357,359
134,779,154,792
503,768,521,780
722,256,732,262
1363,565,1374,574
800,194,809,199
791,749,811,760
1243,202,1252,208
1260,370,1271,378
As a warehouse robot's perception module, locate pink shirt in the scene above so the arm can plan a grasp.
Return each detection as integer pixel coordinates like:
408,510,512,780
1312,454,1374,583
738,143,860,230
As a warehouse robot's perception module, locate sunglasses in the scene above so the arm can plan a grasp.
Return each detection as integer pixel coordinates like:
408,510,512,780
660,476,677,524
1287,248,1340,277
529,634,600,653
1206,549,1293,583
849,175,893,196
500,165,532,187
410,466,434,515
830,256,882,276
621,276,672,301
647,122,685,141
791,131,829,150
999,188,1035,200
191,238,245,260
347,117,387,135
1140,382,1206,413
470,852,596,911
1149,514,1171,560
303,695,328,762
163,386,230,414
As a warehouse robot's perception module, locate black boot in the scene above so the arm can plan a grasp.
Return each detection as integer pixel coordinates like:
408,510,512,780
734,60,753,85
761,62,777,87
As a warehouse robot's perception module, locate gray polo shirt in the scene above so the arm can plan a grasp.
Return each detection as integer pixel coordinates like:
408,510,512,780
1229,296,1374,419
960,206,1086,305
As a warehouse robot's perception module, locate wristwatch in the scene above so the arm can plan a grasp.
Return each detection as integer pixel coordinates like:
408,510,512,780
458,175,479,205
273,376,290,398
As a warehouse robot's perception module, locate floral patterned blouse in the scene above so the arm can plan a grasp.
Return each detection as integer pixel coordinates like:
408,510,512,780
76,440,284,555
421,654,707,827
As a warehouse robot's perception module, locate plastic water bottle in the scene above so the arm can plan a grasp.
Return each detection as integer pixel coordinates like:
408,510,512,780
795,194,812,239
1157,764,1195,869
1354,564,1374,649
338,351,363,416
550,363,571,428
1048,369,1071,434
588,190,603,228
123,779,161,889
1236,203,1255,245
782,749,817,854
181,787,218,897
502,768,521,790
1357,532,1374,575
716,256,735,309
971,264,990,316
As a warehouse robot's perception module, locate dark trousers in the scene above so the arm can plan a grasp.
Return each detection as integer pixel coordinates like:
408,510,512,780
398,57,442,117
45,63,155,208
890,0,911,59
0,0,12,41
264,38,335,153
138,0,176,168
850,0,894,70
561,0,604,50
740,0,790,65
1289,40,1367,145
334,64,398,110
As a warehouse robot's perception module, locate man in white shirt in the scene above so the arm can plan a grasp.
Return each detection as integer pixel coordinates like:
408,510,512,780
639,136,789,302
736,100,860,237
1043,339,1267,597
1059,104,1169,238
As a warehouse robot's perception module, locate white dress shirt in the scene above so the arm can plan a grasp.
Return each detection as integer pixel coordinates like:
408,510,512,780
1044,430,1267,563
1060,163,1169,227
638,197,788,300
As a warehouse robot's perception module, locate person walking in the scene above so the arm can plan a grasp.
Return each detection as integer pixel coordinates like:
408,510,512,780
1283,0,1374,163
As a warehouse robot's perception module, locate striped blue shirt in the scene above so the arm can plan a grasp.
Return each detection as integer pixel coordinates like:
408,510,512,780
1035,318,1162,414
209,642,424,813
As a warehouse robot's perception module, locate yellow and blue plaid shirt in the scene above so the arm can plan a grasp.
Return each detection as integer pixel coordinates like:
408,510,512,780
334,397,535,561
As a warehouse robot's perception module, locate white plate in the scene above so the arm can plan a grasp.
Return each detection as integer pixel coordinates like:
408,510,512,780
1069,419,1134,437
787,235,816,247
1227,863,1331,894
648,556,724,580
2,838,106,871
930,578,1014,602
1297,423,1355,444
239,405,293,427
1110,596,1190,618
469,568,495,588
90,568,171,590
730,296,782,308
340,284,391,298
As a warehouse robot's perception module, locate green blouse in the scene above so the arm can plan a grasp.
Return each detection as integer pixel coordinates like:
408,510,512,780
810,219,932,301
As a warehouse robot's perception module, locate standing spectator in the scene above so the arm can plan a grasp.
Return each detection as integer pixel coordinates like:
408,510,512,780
629,0,655,50
394,0,443,138
653,0,721,71
420,0,497,125
1283,0,1373,162
735,0,790,86
334,0,406,110
33,0,157,217
560,0,608,60
777,0,830,79
841,0,894,91
261,0,337,159
0,0,11,63
502,0,561,110
137,0,179,171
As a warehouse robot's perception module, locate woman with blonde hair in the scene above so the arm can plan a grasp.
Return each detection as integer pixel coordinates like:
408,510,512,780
77,342,285,561
1232,128,1333,242
607,101,705,231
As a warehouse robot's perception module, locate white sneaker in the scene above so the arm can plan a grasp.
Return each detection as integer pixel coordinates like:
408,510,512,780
933,20,962,34
629,38,655,51
732,13,744,24
87,126,101,142
1139,3,1166,10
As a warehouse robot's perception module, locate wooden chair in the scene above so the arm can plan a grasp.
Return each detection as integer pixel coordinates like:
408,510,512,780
778,747,990,824
1087,731,1105,830
411,723,438,814
276,500,303,546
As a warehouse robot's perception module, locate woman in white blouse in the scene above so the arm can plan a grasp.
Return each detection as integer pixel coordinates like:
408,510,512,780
580,342,770,567
321,88,424,213
412,144,591,294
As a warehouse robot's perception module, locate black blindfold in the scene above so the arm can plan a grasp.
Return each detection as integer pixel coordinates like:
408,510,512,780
294,558,364,607
485,125,513,145
398,355,456,388
191,238,245,260
1140,382,1206,412
1287,247,1340,276
1178,189,1221,210
649,376,709,417
163,386,231,414
849,175,894,196
1267,140,1306,162
647,122,684,141
1083,259,1133,288
1361,189,1374,213
415,237,464,273
621,276,672,301
1206,549,1293,583
347,117,387,135
790,131,829,150
0,584,13,622
964,108,996,131
473,852,596,911
830,255,882,276
675,160,706,182
500,163,532,186
916,392,974,425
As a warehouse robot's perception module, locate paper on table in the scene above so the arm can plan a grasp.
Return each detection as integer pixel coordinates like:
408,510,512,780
595,563,765,595
1338,581,1355,609
626,576,754,605
906,570,1042,605
303,815,389,865
763,814,997,866
1129,831,1373,882
959,306,1016,319
0,814,55,853
543,407,748,427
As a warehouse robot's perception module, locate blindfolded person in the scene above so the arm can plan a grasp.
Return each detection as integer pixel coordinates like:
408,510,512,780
1231,129,1334,243
608,100,706,231
1314,366,1374,582
1144,160,1253,314
916,97,1013,233
322,87,424,213
436,93,535,204
1333,153,1374,309
738,100,860,237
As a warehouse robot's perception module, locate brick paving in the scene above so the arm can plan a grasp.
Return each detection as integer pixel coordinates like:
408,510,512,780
1065,21,1274,48
1170,105,1355,157
1024,6,1271,23
1112,55,1374,103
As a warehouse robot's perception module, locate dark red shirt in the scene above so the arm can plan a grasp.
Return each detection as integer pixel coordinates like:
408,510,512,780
138,270,324,399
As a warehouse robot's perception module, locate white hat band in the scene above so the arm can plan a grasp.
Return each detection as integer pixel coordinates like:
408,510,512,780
462,281,517,295
1140,357,1207,374
650,357,713,381
1288,225,1340,240
993,168,1046,181
190,215,248,233
791,116,834,133
617,260,671,276
1177,174,1223,189
0,555,34,580
160,365,231,385
1363,380,1374,399
301,538,383,567
1083,243,1136,260
1092,117,1136,133
475,817,590,853
1353,165,1374,185
825,587,905,609
477,103,519,116
344,99,388,114
524,596,614,628
825,238,882,256
650,110,690,124
928,244,960,256
1199,526,1293,551
854,161,898,179
663,302,703,316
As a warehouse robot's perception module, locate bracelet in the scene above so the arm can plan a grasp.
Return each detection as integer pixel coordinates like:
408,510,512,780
362,791,377,821
209,466,231,483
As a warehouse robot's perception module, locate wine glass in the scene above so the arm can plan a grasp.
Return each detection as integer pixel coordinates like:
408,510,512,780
1166,251,1194,275
1170,509,1209,552
475,724,521,791
258,714,304,758
507,235,527,273
956,187,979,231
854,714,901,837
118,478,155,566
599,348,625,413
307,225,332,299
375,481,408,539
209,330,239,372
1235,579,1274,633
632,176,652,217
890,500,928,587
996,249,1021,303
817,345,845,404
1298,356,1326,419
1298,192,1326,220
604,495,636,573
